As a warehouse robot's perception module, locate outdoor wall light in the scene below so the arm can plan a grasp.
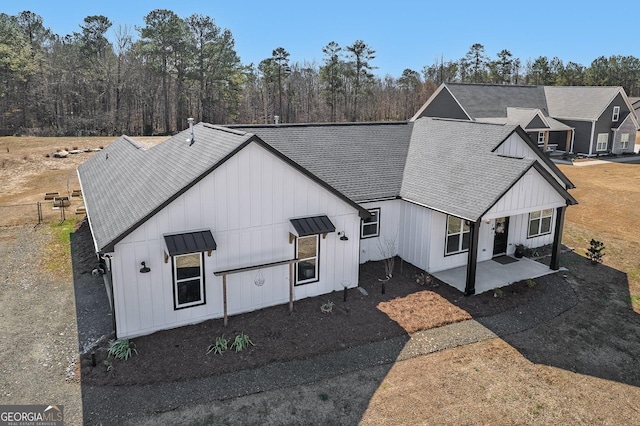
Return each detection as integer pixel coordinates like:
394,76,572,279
338,231,349,241
140,261,151,273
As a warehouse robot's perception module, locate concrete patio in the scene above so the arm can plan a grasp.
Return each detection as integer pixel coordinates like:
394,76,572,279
432,257,565,295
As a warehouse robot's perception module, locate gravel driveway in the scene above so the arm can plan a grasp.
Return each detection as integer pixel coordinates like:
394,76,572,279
0,225,82,425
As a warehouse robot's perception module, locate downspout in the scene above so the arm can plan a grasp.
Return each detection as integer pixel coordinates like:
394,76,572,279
588,120,596,156
100,253,117,338
570,128,575,154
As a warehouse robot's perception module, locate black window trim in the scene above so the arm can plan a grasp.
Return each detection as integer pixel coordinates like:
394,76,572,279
172,251,206,310
360,207,381,239
444,215,471,257
294,234,320,286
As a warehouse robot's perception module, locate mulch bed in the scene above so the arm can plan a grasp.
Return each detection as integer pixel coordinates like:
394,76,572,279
77,234,541,387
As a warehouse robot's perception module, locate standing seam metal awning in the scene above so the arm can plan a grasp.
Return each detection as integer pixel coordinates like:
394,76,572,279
164,230,217,256
289,215,336,237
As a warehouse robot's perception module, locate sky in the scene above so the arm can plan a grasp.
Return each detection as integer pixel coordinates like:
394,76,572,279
3,0,637,78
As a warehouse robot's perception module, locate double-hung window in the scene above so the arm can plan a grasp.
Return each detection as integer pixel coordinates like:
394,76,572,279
596,133,608,152
361,208,380,238
537,131,545,145
173,252,205,309
612,106,620,122
620,133,630,150
296,234,319,285
445,215,470,255
528,209,553,238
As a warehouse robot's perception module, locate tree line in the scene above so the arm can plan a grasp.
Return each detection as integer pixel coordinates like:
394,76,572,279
1,10,639,137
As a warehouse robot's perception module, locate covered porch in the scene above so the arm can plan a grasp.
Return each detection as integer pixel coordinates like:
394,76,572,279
432,256,564,295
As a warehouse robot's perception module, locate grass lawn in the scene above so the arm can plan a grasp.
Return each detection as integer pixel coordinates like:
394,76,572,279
559,161,640,311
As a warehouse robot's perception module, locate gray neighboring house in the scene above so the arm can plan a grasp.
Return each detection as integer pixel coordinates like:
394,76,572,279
412,83,639,156
78,118,576,338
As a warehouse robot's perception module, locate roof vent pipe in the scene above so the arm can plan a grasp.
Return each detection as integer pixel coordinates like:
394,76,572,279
274,115,280,125
187,118,195,145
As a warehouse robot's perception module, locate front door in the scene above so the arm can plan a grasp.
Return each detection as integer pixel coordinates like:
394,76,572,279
493,217,509,256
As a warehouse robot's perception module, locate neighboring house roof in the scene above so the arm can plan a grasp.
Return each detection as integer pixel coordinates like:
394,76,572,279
477,107,573,132
544,86,624,120
400,118,575,221
231,122,413,203
443,83,549,118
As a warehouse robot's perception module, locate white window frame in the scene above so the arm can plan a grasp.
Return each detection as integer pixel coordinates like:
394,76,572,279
445,215,470,255
537,131,545,145
173,252,205,309
612,106,620,122
295,234,319,285
360,208,381,239
620,133,629,150
596,133,609,152
527,209,553,238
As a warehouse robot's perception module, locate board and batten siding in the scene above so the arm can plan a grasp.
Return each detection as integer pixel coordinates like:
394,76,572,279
111,141,361,338
494,133,567,188
359,200,401,263
397,201,433,271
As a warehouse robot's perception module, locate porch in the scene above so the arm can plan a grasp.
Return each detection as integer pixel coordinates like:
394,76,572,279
432,256,564,295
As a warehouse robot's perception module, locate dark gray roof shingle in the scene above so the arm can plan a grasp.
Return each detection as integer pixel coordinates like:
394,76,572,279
400,118,533,221
446,83,548,118
231,122,413,202
78,124,253,252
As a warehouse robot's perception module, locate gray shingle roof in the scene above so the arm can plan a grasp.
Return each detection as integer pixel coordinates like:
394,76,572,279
78,124,253,252
79,118,573,253
446,83,548,118
400,118,534,221
231,122,413,202
544,86,622,120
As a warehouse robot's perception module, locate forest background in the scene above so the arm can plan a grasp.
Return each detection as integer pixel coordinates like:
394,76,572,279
2,9,639,136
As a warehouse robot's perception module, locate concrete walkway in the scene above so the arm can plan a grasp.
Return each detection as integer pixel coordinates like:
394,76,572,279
572,155,640,166
432,257,565,294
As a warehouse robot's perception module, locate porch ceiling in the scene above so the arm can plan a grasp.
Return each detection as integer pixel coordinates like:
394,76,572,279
432,257,565,295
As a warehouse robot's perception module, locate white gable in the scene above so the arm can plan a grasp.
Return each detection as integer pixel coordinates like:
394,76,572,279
494,133,567,188
483,167,566,219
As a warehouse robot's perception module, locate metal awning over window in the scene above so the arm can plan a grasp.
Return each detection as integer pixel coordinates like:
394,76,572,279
289,215,336,237
164,230,217,256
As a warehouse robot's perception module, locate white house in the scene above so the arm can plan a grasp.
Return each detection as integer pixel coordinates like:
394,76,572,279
78,118,576,339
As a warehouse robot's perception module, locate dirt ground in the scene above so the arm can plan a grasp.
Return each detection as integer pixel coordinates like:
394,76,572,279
2,137,640,425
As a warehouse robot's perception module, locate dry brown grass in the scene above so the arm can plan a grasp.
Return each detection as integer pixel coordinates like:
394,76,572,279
377,291,472,333
0,136,167,206
559,161,640,310
361,339,640,425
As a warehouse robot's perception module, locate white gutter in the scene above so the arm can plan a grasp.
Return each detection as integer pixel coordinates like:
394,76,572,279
588,120,596,156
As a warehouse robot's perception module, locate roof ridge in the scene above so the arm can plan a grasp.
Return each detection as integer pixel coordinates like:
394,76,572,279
121,135,147,150
425,117,512,127
227,121,409,129
202,123,251,136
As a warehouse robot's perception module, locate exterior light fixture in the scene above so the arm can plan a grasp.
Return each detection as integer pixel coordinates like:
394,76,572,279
140,261,151,273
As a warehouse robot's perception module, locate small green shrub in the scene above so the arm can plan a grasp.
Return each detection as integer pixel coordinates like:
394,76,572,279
320,301,335,314
586,239,605,264
108,339,137,360
230,332,254,352
207,336,228,355
494,288,504,298
526,279,536,288
103,360,113,372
